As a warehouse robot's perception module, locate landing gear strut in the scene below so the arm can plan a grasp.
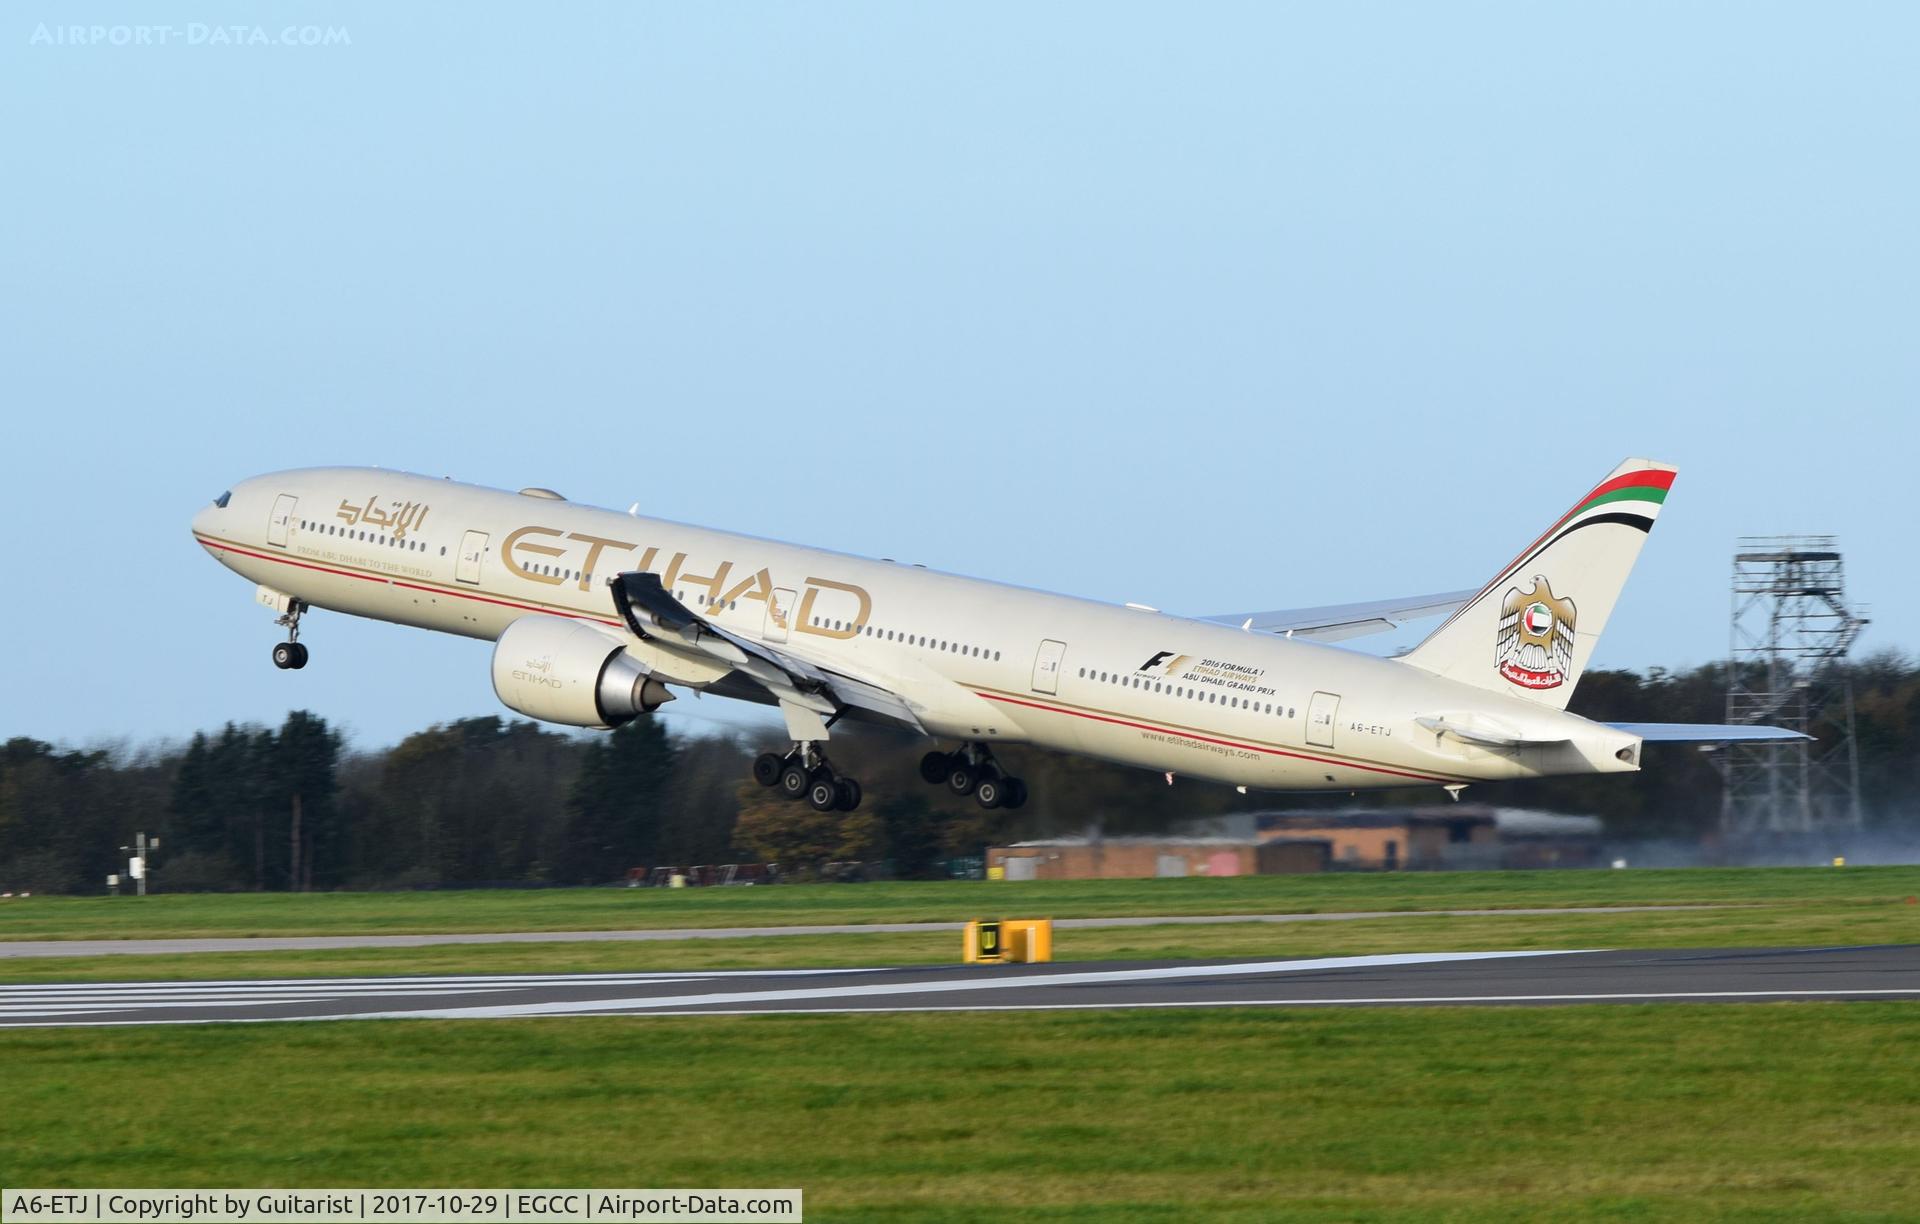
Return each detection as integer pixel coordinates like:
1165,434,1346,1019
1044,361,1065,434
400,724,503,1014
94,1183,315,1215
752,744,863,812
920,744,1026,810
271,600,309,671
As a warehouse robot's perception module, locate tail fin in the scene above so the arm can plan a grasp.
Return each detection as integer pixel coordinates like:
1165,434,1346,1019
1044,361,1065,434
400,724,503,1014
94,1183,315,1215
1397,458,1677,710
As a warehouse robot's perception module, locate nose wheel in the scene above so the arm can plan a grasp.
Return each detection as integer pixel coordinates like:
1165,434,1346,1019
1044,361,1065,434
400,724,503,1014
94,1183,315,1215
753,746,862,812
271,599,309,670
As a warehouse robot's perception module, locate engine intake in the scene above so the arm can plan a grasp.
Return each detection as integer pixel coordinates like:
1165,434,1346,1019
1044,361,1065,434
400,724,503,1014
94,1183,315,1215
491,615,672,729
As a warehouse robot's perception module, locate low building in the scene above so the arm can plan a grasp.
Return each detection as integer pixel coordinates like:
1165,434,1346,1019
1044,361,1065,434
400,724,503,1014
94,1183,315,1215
1251,805,1603,869
1254,808,1497,870
989,836,1330,881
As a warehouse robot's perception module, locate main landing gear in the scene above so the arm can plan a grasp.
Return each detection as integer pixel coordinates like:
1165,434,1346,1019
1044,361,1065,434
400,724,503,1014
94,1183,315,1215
921,744,1027,811
752,743,863,813
271,600,310,671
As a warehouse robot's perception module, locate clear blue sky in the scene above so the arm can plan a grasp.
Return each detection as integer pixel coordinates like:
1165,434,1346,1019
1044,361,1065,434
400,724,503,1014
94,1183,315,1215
3,3,1914,751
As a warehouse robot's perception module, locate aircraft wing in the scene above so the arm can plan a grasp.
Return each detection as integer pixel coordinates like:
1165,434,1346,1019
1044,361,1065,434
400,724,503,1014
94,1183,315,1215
1200,588,1478,642
609,571,924,733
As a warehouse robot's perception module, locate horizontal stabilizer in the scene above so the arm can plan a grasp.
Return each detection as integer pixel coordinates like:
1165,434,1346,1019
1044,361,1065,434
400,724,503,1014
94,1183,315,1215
1609,723,1810,742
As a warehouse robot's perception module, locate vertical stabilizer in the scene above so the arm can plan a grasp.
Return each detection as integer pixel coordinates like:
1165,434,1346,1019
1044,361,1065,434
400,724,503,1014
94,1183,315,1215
1397,458,1677,710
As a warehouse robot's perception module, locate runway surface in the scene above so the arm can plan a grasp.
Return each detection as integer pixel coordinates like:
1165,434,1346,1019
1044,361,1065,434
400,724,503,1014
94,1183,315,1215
3,945,1914,1026
0,905,1722,959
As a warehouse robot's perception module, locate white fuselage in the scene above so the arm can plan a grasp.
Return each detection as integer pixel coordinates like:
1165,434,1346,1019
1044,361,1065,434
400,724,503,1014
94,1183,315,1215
191,467,1641,793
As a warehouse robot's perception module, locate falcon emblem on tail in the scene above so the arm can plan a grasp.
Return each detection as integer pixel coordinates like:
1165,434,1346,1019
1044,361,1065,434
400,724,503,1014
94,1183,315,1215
1495,575,1576,691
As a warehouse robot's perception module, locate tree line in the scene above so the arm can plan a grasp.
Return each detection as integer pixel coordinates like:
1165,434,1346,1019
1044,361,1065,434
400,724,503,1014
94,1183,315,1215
3,653,1917,893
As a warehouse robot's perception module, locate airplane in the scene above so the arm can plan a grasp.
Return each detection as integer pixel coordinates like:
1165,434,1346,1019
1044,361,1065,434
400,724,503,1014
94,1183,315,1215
190,458,1800,813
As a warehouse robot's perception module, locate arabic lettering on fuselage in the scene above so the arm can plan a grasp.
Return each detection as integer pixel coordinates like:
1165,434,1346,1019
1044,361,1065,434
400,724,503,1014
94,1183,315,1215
501,524,871,641
336,496,430,539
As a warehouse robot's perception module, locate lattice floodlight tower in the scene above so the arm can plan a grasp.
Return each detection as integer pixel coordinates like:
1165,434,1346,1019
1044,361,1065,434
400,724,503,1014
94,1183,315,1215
1722,537,1868,834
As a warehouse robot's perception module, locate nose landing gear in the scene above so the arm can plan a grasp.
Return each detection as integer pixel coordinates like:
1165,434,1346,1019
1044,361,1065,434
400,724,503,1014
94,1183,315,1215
920,744,1026,810
271,600,310,670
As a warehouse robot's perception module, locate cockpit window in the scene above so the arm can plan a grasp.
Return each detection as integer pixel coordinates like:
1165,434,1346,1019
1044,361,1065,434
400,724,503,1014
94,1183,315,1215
212,491,231,508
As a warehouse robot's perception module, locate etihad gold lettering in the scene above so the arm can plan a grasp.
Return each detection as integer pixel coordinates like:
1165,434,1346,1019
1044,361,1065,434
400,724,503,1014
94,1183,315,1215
796,576,872,639
498,527,872,627
568,532,638,591
503,525,569,585
661,552,738,606
335,495,430,538
720,567,778,611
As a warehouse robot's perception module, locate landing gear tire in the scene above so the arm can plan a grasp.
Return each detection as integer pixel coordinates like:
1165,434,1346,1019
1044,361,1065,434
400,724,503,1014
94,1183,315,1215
752,753,784,788
1002,777,1028,810
270,598,309,670
919,751,952,785
946,762,977,797
974,775,1004,809
807,771,841,812
834,778,863,812
779,762,812,801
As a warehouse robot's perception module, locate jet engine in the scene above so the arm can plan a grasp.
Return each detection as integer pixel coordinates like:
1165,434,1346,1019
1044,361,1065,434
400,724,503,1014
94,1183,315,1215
491,615,673,730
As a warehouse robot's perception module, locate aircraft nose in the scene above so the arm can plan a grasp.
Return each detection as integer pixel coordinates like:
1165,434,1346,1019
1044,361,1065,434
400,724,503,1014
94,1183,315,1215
192,489,233,540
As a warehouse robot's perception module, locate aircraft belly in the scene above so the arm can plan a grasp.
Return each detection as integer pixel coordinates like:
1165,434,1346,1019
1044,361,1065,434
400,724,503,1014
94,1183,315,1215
979,686,1470,792
983,695,1293,790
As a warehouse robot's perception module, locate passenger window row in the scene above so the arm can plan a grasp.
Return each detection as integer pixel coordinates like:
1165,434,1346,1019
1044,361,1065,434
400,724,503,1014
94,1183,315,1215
300,519,442,556
807,616,1003,662
1077,666,1294,718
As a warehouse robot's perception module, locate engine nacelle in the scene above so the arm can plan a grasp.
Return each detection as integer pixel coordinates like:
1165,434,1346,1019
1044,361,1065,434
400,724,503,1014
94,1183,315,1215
491,615,673,730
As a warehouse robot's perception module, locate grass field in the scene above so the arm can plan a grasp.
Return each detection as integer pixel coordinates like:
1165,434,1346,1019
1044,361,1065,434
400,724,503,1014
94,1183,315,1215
6,865,1920,941
5,1004,1919,1221
6,868,1917,1220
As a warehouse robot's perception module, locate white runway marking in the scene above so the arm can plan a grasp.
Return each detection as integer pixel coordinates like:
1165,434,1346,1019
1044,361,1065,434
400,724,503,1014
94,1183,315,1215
610,988,1920,1015
4,948,1910,1027
0,966,898,1024
361,951,1590,1020
0,967,870,991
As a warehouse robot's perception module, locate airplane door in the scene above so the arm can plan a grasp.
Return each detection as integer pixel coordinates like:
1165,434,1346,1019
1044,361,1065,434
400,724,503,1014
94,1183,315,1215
1306,691,1340,748
763,588,796,643
456,530,488,585
1031,639,1067,695
267,495,298,548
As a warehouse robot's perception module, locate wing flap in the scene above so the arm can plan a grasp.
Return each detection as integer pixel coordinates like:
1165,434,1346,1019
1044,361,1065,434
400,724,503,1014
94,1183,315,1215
610,571,924,732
